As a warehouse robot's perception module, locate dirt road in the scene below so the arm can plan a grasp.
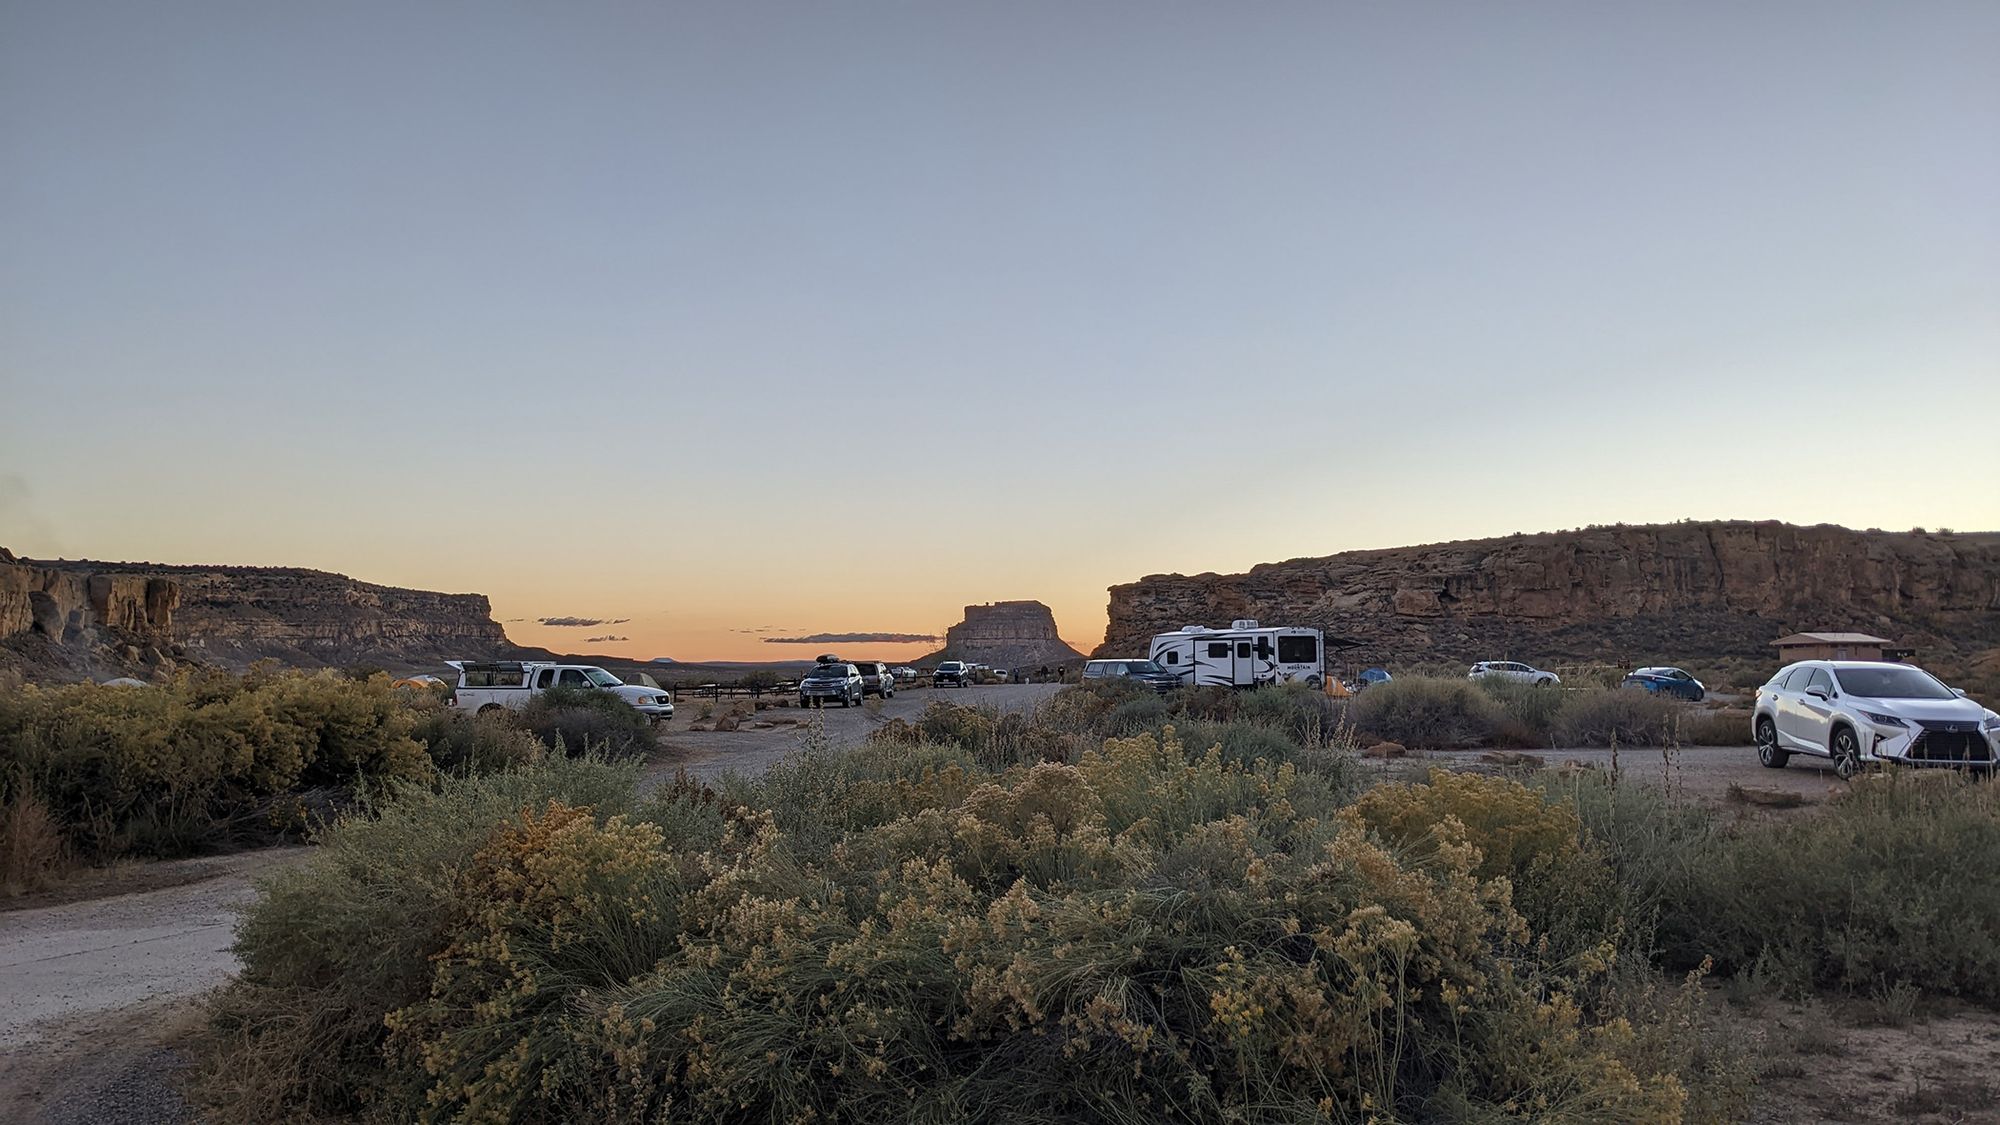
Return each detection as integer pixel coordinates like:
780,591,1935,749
0,849,303,1123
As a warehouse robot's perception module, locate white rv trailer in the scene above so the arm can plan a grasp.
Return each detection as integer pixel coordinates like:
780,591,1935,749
1146,620,1325,689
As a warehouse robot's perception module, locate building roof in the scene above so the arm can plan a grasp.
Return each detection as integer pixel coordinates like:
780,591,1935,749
1770,632,1893,647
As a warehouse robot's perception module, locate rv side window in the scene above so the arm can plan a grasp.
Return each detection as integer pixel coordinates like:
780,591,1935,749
1277,635,1318,664
1206,643,1230,658
1236,642,1251,659
1164,651,1179,665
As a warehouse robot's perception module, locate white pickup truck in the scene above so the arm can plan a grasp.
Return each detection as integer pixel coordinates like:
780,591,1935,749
447,661,674,723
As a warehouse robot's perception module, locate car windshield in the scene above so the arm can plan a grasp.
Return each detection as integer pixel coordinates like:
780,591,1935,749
1128,660,1165,674
583,668,622,687
806,665,849,678
1833,666,1955,700
940,663,963,671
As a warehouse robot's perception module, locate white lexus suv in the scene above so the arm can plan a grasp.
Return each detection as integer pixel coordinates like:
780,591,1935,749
1751,661,1998,778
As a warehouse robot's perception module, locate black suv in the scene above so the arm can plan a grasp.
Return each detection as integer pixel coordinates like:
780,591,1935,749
798,662,863,707
932,661,972,687
1082,659,1181,694
850,661,896,698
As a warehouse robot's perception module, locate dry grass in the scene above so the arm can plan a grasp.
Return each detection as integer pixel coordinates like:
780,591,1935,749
0,790,70,894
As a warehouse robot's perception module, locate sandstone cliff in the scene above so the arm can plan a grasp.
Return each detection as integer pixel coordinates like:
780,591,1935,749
0,547,182,680
2,548,517,681
1100,522,2000,667
927,601,1084,669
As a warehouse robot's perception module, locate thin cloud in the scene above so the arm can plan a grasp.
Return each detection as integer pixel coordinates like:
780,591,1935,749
538,616,631,627
586,634,629,643
764,632,938,645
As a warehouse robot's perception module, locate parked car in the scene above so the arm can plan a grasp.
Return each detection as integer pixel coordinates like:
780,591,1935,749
992,668,1010,681
933,661,972,687
1624,666,1705,701
847,660,896,698
1468,661,1560,687
446,660,674,723
1082,658,1180,694
892,666,919,680
798,662,864,707
1752,661,1998,778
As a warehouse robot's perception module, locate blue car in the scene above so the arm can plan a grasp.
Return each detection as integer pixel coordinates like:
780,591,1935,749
1623,667,1705,702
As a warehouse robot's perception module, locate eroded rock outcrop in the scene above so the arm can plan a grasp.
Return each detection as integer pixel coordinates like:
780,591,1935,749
3,548,517,681
928,601,1083,669
1101,522,2000,666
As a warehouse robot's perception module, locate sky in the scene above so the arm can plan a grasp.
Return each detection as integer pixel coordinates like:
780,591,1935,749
3,1,1996,662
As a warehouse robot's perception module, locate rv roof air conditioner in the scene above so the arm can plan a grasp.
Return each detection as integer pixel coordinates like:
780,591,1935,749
1181,625,1209,633
1231,619,1260,630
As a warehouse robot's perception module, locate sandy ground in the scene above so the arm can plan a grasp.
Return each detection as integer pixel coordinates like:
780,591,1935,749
0,684,1983,1121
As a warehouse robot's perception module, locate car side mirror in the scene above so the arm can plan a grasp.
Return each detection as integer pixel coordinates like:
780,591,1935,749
1805,686,1829,701
1952,687,1968,698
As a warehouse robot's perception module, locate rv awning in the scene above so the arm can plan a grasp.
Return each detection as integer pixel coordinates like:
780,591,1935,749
1325,635,1365,651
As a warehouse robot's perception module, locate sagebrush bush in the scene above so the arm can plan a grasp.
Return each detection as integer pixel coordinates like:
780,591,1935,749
203,729,1748,1123
1545,769,2000,1002
518,685,658,760
406,701,546,775
0,670,432,866
198,754,658,1121
1350,676,1505,748
1555,690,1691,747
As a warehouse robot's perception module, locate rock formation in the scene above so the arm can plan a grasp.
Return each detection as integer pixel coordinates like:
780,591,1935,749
0,547,182,680
3,548,518,682
1100,522,2000,667
927,601,1084,669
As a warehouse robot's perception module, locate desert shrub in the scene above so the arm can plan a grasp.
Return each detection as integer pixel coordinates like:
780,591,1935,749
1542,770,2000,1003
1477,676,1569,742
0,788,70,894
517,685,657,760
407,705,545,774
1672,774,2000,1000
1347,768,1618,955
204,731,1748,1123
1103,692,1170,735
1350,676,1505,748
1230,682,1343,746
1555,690,1691,747
197,754,652,1121
1676,707,1751,746
0,670,430,865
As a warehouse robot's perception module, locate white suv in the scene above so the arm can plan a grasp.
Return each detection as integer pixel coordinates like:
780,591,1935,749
1468,661,1560,687
1752,661,1998,778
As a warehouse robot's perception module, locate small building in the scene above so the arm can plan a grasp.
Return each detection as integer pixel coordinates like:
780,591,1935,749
1770,632,1906,663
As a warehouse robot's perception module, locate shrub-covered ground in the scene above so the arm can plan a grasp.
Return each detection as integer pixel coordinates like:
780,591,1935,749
193,684,2000,1124
0,670,652,893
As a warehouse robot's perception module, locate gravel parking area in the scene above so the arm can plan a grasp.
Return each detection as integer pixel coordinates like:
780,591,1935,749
645,681,1063,786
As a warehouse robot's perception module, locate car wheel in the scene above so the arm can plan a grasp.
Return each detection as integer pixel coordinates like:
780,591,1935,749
1832,727,1863,780
1305,675,1323,690
1536,677,1554,688
477,703,506,717
1755,717,1788,769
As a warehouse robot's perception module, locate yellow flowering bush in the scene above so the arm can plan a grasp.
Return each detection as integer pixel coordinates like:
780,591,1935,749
0,669,430,863
204,726,1759,1123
